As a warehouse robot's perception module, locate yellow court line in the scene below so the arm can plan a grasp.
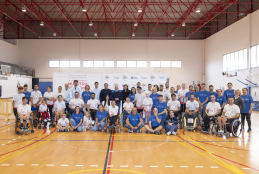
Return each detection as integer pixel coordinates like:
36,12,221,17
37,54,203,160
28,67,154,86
167,136,244,174
0,133,62,163
67,169,146,174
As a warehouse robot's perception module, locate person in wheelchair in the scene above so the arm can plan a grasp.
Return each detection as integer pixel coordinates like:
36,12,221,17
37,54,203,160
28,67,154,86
57,113,70,132
203,95,221,133
39,100,51,128
184,94,199,128
13,86,25,117
54,95,66,122
17,97,32,132
218,97,240,134
108,100,119,129
167,94,181,120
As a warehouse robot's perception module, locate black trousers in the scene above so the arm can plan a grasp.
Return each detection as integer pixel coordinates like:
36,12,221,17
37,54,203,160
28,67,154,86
109,115,118,125
90,109,97,120
241,113,251,128
47,105,53,120
181,104,186,113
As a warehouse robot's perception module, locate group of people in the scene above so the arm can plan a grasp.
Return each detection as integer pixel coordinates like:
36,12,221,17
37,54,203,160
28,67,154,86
13,80,254,135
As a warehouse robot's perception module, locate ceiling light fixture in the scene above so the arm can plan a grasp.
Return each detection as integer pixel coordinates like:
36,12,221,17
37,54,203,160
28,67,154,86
132,33,135,37
94,33,97,36
82,8,87,12
22,7,26,12
138,8,142,13
171,33,175,36
195,7,201,13
89,22,93,26
182,22,185,26
134,22,138,27
53,33,56,36
40,21,44,26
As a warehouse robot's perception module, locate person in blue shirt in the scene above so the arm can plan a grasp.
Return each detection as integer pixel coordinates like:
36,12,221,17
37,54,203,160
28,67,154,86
223,82,235,103
91,82,101,100
22,84,31,105
111,85,123,112
155,95,167,127
216,89,226,115
82,85,91,112
144,108,163,135
70,106,83,132
63,83,71,113
241,88,254,132
125,107,144,133
93,105,107,131
185,85,196,101
129,87,136,105
208,85,218,102
70,80,82,99
150,87,159,109
164,110,178,136
197,83,209,118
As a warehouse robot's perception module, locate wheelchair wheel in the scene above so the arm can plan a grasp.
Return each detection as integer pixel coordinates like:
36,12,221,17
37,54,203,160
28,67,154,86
231,119,242,137
215,131,218,136
33,119,38,128
15,117,20,135
226,132,230,138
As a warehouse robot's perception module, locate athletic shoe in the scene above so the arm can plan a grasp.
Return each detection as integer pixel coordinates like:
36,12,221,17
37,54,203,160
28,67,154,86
166,132,171,136
44,119,47,122
102,130,105,132
20,128,24,132
38,125,42,129
154,131,160,135
58,129,62,132
172,131,177,136
128,130,133,133
73,129,77,132
137,129,141,133
64,129,69,132
146,130,151,133
247,128,252,132
241,127,245,132
111,125,116,129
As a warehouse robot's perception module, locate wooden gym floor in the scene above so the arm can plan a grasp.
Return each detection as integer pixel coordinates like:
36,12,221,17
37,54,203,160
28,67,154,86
0,113,258,174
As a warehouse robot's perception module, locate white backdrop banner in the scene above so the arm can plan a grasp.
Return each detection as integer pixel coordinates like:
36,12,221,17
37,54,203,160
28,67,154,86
53,73,166,93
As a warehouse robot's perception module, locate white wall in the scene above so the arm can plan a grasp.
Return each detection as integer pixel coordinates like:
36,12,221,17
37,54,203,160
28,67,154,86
0,39,17,64
17,39,204,88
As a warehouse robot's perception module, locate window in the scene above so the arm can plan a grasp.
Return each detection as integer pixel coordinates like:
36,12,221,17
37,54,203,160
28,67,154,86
223,48,247,71
83,61,93,67
70,61,80,67
127,61,136,67
94,61,103,67
172,61,181,68
251,46,257,68
150,61,160,67
60,61,69,67
161,61,171,67
117,61,126,67
49,61,59,67
104,61,114,67
137,61,147,67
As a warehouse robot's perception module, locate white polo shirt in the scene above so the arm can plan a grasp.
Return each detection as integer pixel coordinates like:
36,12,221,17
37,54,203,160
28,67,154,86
168,93,179,101
87,99,100,110
206,102,221,115
178,89,189,103
39,104,48,112
158,91,168,102
17,104,31,116
143,98,153,112
109,105,118,115
55,92,65,99
58,118,69,127
135,93,145,109
13,93,25,108
54,101,66,112
31,91,42,105
223,104,240,117
43,92,55,105
69,98,84,108
102,101,111,111
167,100,181,111
123,102,134,111
186,100,199,111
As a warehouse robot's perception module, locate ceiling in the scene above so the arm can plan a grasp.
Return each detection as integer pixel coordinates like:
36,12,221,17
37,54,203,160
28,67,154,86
0,0,258,39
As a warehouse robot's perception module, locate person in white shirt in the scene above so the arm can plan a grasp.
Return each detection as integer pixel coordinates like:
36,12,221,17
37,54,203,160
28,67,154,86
135,87,145,118
123,97,134,122
13,86,25,117
143,92,153,123
158,85,168,102
63,83,71,113
54,95,66,121
70,80,82,98
55,86,65,101
83,111,92,130
43,86,55,120
218,97,240,134
167,93,181,119
167,87,178,102
108,100,119,129
91,82,101,100
39,100,50,123
102,95,111,113
30,85,42,119
57,113,70,132
146,84,152,94
204,95,221,132
87,93,100,121
69,92,84,114
164,82,170,93
178,83,188,113
17,97,31,132
184,94,199,127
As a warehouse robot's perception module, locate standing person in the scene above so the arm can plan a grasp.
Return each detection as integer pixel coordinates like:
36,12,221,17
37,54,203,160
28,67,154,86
178,83,188,114
185,85,196,102
146,84,152,94
154,85,159,92
54,95,66,121
122,84,130,107
87,93,100,121
150,87,159,109
158,85,168,102
167,94,181,119
137,82,144,92
93,105,107,132
208,85,218,102
155,95,167,127
216,89,226,115
70,106,83,132
22,84,31,105
43,86,55,120
184,94,199,127
55,86,65,101
30,85,42,120
63,83,71,113
100,83,112,102
102,95,111,113
17,97,31,132
234,89,245,112
195,86,200,93
129,87,136,105
197,83,209,118
70,80,82,98
175,85,181,94
223,82,235,102
135,87,145,118
69,92,84,114
164,82,170,93
144,108,163,135
108,100,119,129
164,110,178,136
143,92,153,123
126,107,144,133
123,97,134,122
111,85,123,112
82,85,91,113
241,88,254,132
91,82,101,100
13,86,25,117
168,87,178,102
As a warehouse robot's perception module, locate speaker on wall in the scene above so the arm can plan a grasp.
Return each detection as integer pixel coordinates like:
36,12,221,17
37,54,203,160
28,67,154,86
32,78,39,89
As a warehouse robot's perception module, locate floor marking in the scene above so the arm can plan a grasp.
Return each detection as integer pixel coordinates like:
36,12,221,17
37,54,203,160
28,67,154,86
213,142,215,143
230,151,235,153
223,148,227,150
109,151,114,152
204,137,206,138
211,166,219,168
135,166,143,167
165,166,173,167
240,155,244,157
180,166,188,167
120,165,128,167
1,144,5,146
90,165,98,167
195,166,203,168
66,169,146,174
31,164,39,166
242,168,250,169
150,166,158,167
18,136,21,138
46,164,54,166
76,165,83,167
13,139,16,140
16,164,24,166
107,165,113,167
7,141,11,143
61,165,69,166
1,164,9,166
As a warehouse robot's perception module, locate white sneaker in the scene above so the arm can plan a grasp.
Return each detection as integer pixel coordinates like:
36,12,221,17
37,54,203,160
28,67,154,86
128,130,133,133
166,132,171,136
44,119,47,122
172,131,177,136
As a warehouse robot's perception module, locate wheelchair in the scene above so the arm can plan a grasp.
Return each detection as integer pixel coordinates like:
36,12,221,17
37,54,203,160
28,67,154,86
15,113,34,135
183,112,199,132
215,117,242,138
34,109,53,129
201,116,217,134
107,113,123,133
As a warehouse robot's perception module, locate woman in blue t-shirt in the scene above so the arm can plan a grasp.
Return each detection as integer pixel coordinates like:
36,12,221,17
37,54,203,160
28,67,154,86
93,105,107,131
70,106,83,132
241,88,254,132
129,87,136,105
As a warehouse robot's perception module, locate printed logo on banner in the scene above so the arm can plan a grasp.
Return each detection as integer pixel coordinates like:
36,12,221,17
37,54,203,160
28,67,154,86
141,76,147,79
132,84,137,87
150,75,155,81
159,76,165,79
141,83,146,88
122,75,128,81
131,76,138,79
159,83,163,85
104,75,110,81
114,83,119,87
113,76,119,79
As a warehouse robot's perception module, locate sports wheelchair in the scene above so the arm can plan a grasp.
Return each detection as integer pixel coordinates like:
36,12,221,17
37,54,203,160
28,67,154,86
15,113,34,135
200,116,217,134
107,113,123,133
34,108,53,129
215,117,242,138
183,112,200,132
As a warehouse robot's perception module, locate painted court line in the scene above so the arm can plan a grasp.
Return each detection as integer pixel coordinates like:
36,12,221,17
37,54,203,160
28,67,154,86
61,165,68,166
13,139,16,140
180,166,188,168
150,166,158,167
46,164,54,166
107,165,113,167
120,165,128,167
91,165,98,167
240,155,244,157
16,164,24,166
230,151,235,153
211,166,219,168
195,166,203,168
165,166,173,167
242,168,250,169
76,165,83,166
135,166,143,167
31,164,39,166
1,164,9,166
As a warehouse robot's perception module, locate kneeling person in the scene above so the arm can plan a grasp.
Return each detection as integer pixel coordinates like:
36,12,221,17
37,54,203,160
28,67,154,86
144,108,163,135
126,107,144,133
184,94,199,128
165,110,178,136
57,113,70,132
17,97,32,132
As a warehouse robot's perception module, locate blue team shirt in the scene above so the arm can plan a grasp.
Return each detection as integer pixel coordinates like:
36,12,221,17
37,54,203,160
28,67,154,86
22,91,31,104
128,93,135,102
185,91,197,100
96,110,107,122
71,113,83,125
149,115,162,127
208,92,218,102
197,90,209,106
155,101,167,119
127,113,141,126
216,96,226,107
82,91,91,103
223,89,235,102
150,93,159,108
175,91,178,94
240,95,254,113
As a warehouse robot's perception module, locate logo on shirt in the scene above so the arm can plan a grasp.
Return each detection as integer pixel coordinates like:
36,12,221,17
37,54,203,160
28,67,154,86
150,75,155,81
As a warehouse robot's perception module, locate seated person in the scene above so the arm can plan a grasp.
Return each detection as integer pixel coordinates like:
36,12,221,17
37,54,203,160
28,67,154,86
94,105,107,132
204,95,221,132
123,97,134,122
143,92,153,123
126,107,144,133
13,86,25,117
54,95,66,121
39,100,50,122
165,110,178,136
218,97,240,134
70,106,83,132
108,100,119,129
17,97,32,132
56,113,70,132
167,94,181,119
69,92,84,114
184,94,199,128
83,111,92,130
87,93,100,121
155,95,167,127
144,108,163,135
